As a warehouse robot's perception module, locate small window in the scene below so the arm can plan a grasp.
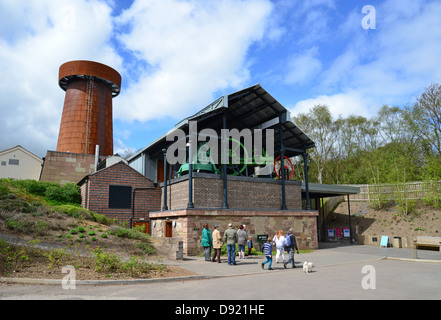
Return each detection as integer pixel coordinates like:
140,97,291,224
108,185,132,209
1,161,6,166
8,159,19,166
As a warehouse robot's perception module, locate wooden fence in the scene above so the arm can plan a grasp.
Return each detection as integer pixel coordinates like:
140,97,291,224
347,181,441,202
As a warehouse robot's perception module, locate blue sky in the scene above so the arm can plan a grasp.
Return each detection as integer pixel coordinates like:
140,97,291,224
1,0,441,158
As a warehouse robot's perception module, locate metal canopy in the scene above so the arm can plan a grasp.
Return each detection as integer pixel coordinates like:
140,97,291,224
128,84,315,161
184,84,315,157
301,182,361,199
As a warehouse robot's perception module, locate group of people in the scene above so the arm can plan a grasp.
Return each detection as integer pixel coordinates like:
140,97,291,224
262,228,299,270
201,224,299,269
201,223,250,265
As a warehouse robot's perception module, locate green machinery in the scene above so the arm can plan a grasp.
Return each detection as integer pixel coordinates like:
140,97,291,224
177,138,278,177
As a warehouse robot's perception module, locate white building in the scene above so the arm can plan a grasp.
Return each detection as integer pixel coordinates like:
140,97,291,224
0,145,43,181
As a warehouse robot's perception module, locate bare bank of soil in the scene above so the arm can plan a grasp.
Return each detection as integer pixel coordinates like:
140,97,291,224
327,201,441,246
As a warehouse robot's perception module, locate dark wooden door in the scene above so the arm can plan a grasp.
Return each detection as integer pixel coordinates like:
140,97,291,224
165,221,173,237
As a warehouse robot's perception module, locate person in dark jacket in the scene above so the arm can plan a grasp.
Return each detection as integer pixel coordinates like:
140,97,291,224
237,225,247,259
201,223,213,261
283,228,299,268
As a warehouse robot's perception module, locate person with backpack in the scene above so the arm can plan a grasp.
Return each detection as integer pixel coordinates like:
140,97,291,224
283,228,299,269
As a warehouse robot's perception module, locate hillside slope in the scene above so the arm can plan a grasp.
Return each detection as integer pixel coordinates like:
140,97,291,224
0,179,195,280
326,201,441,248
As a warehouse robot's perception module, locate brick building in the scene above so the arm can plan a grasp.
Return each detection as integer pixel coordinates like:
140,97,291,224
127,84,325,255
78,161,161,229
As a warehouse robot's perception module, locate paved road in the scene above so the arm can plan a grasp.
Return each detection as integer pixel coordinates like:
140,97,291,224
1,244,440,301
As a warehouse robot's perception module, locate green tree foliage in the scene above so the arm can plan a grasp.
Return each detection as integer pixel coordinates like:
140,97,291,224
293,105,342,184
45,183,81,204
292,83,441,185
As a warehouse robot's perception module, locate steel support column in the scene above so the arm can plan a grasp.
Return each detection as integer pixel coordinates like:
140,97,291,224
162,148,168,211
303,152,311,210
279,117,287,210
222,111,229,209
347,194,353,244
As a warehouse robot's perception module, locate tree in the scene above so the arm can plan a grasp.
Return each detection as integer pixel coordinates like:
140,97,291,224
403,83,441,155
376,105,405,144
293,105,341,184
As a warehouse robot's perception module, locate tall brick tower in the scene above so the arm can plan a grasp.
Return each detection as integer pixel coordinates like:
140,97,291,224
56,60,121,156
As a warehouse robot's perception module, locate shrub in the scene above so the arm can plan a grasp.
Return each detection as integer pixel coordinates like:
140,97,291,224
0,183,9,196
52,205,94,221
0,241,31,273
89,212,115,225
16,180,56,196
77,226,86,233
93,248,121,273
109,225,150,242
136,242,157,255
45,248,68,269
70,229,78,235
36,220,49,235
6,219,34,233
45,183,81,204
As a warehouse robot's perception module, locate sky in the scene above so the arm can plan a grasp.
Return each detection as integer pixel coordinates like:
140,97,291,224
1,0,441,158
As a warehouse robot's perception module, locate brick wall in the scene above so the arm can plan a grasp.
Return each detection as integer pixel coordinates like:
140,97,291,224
161,173,302,210
80,162,161,225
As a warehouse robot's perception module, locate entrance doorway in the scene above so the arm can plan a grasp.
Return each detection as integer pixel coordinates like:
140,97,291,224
165,221,173,237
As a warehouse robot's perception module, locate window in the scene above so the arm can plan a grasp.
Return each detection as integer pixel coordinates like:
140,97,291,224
108,185,132,209
1,161,6,166
8,159,19,166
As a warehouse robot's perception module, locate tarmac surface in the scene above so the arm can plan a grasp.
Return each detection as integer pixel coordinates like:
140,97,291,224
161,242,441,280
0,243,441,288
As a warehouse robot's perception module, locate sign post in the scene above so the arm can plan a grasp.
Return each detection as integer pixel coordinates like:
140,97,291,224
328,228,335,238
336,227,342,238
257,235,268,248
380,236,389,248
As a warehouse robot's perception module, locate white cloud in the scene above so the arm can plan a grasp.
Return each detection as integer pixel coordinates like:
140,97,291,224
284,48,322,85
0,0,122,157
114,0,273,122
290,92,370,119
291,0,441,119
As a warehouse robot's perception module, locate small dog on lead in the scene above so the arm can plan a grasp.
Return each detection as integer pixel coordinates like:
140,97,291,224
303,261,314,273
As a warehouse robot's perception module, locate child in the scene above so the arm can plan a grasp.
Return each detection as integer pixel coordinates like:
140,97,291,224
247,236,253,257
261,237,273,270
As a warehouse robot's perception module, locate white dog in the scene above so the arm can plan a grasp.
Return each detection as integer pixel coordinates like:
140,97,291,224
303,261,314,273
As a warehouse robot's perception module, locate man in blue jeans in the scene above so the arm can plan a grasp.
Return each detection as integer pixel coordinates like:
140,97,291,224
283,228,299,268
222,223,238,265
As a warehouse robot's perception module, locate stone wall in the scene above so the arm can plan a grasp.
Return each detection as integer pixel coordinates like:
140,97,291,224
150,208,318,255
40,151,97,185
